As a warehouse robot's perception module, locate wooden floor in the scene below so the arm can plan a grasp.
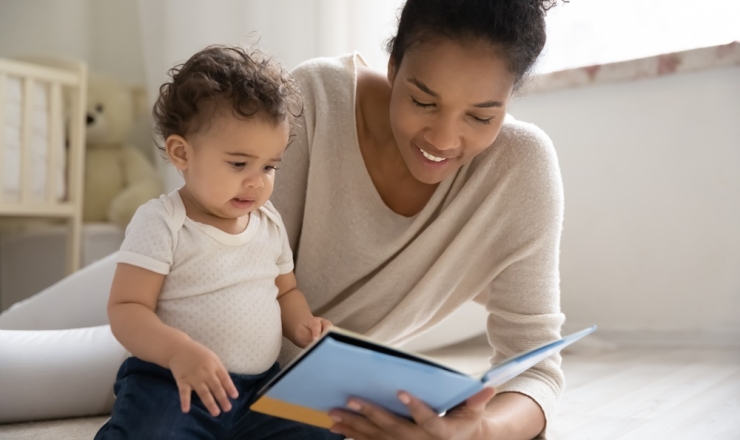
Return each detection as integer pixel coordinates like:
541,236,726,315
425,338,740,440
2,340,738,439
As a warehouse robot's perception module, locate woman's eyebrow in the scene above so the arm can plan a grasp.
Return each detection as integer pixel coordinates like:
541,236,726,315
473,100,503,108
408,77,503,108
408,77,438,98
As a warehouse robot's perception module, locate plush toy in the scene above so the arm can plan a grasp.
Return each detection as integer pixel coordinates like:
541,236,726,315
84,74,162,227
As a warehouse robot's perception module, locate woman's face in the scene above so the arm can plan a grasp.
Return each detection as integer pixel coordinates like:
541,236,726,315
387,39,516,184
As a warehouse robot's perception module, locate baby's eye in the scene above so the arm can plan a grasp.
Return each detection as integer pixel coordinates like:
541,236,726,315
229,162,246,169
410,97,434,109
264,165,279,172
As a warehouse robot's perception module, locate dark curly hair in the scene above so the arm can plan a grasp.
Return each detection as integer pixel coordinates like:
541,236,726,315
387,0,565,89
153,45,303,155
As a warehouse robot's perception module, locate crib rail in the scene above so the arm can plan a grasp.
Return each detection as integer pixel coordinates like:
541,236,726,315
0,58,87,273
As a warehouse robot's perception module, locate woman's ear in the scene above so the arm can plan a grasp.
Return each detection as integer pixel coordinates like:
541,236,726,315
387,56,398,85
165,135,190,171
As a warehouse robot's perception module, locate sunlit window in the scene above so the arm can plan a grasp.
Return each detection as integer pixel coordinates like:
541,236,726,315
538,0,740,73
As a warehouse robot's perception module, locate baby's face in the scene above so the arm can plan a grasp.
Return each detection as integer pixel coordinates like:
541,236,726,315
182,111,289,220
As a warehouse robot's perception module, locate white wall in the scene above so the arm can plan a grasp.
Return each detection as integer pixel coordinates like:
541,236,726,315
0,0,146,84
136,0,404,192
0,0,91,64
509,67,740,346
88,0,147,84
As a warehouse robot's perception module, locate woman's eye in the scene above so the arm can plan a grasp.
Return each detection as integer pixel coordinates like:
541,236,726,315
410,97,434,109
229,162,246,169
470,115,492,125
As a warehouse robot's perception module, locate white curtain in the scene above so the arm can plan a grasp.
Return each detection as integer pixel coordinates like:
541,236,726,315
136,0,404,192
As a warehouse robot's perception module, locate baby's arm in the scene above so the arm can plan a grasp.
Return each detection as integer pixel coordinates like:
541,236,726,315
276,271,332,348
108,263,238,416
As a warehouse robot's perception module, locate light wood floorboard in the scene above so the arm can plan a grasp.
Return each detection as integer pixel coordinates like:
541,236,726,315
424,339,740,440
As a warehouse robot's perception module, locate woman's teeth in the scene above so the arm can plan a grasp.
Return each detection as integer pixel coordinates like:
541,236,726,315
419,148,447,162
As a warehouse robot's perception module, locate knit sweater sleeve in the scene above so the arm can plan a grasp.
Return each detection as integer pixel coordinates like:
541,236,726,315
481,120,566,439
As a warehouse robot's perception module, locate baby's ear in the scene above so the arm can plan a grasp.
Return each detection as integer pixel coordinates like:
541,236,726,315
131,86,150,119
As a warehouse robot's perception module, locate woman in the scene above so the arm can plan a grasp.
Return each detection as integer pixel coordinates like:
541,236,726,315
274,0,565,438
0,0,565,439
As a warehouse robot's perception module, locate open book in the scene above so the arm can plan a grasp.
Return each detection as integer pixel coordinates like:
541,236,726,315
251,325,597,428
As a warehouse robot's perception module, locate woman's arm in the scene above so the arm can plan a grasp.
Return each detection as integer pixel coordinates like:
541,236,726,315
482,392,545,438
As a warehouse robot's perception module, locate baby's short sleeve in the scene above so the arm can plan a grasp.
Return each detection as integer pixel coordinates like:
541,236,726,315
261,200,294,275
117,198,174,275
276,221,295,275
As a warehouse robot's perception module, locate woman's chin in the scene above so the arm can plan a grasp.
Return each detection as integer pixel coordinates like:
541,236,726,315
409,168,449,185
407,156,457,184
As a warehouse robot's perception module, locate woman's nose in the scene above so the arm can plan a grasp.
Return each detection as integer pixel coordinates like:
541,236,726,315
424,115,460,152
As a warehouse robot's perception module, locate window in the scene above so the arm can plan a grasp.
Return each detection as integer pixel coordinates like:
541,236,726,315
538,0,740,73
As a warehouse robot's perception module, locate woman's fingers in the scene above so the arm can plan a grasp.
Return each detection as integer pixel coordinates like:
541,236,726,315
329,407,388,439
463,387,496,412
330,398,415,439
398,391,444,433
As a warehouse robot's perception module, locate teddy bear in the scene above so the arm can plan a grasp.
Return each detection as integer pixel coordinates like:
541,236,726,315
84,74,163,227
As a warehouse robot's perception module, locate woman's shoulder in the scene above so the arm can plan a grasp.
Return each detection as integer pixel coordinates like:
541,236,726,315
291,54,357,97
467,115,563,213
474,114,560,179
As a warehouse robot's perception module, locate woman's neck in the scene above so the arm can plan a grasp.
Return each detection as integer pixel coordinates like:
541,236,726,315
355,65,438,217
355,66,395,152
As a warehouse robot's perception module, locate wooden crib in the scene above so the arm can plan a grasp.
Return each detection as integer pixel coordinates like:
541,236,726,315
0,57,87,274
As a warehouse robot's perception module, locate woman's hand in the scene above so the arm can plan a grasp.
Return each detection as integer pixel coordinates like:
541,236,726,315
292,316,333,348
328,387,498,440
168,339,239,417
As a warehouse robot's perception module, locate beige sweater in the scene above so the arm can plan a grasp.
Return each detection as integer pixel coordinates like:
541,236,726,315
273,53,566,433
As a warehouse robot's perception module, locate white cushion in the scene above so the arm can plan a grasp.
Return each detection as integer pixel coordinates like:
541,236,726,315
0,253,122,423
0,325,126,423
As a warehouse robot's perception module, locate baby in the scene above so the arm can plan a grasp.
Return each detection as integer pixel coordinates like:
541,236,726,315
95,45,339,440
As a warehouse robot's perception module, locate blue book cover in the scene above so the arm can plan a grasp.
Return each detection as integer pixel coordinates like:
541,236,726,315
251,325,597,428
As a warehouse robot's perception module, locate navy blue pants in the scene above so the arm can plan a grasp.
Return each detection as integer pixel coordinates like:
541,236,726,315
95,357,343,440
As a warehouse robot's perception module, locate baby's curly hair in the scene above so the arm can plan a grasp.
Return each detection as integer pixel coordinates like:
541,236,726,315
153,45,302,154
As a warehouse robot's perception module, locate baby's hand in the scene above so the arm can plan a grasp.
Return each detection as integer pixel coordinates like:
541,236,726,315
167,340,239,417
293,316,332,348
